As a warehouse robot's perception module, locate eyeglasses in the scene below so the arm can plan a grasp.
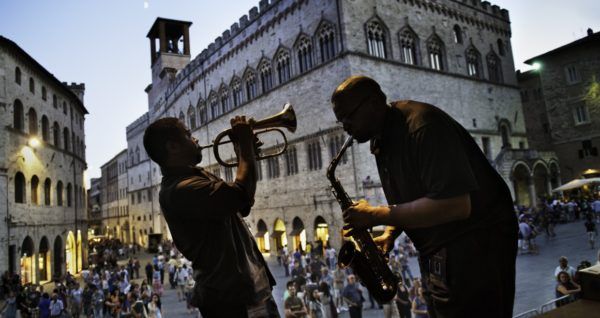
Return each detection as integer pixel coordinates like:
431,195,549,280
335,96,370,125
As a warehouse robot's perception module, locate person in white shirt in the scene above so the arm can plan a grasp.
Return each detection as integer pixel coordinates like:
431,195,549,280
554,256,577,279
49,292,64,318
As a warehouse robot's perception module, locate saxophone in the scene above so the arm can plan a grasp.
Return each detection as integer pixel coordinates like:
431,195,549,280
326,136,398,303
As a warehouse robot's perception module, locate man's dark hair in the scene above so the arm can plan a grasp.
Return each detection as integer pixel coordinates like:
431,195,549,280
331,75,386,110
143,117,186,166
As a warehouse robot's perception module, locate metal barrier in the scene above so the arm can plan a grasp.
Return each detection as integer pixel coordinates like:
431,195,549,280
512,309,539,318
540,295,571,313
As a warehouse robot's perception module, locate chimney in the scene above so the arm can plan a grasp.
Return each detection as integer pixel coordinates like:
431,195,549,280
587,28,594,36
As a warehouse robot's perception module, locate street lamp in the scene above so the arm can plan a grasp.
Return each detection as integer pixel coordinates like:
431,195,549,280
532,62,542,71
28,137,40,148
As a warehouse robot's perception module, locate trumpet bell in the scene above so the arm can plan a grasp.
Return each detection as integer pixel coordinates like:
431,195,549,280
252,103,296,133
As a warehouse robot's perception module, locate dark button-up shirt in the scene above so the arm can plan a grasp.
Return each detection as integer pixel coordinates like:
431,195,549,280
373,101,515,256
159,166,275,306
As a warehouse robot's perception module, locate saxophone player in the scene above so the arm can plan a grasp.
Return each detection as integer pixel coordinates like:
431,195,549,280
331,76,518,318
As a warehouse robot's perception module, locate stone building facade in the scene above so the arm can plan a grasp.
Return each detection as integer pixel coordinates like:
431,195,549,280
519,29,600,184
88,177,102,234
115,0,558,253
0,36,88,282
100,150,131,242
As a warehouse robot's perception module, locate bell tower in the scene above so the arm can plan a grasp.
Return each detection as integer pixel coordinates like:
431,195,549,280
146,17,192,104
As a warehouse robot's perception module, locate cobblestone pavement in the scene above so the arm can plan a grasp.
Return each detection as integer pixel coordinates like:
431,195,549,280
29,219,592,317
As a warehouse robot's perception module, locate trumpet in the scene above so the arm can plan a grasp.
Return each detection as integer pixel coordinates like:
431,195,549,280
199,103,297,167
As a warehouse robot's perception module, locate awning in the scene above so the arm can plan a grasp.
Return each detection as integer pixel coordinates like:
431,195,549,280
254,230,266,238
552,178,600,192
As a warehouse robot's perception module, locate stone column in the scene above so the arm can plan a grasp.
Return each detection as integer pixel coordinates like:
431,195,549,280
528,176,537,208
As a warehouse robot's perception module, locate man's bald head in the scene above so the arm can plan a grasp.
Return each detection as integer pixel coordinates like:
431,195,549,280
331,75,386,114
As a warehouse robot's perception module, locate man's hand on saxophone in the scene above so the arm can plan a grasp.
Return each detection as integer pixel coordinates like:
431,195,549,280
343,200,398,254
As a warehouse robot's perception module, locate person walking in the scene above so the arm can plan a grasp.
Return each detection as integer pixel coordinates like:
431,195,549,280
147,294,162,318
49,292,65,318
585,215,597,249
342,275,363,318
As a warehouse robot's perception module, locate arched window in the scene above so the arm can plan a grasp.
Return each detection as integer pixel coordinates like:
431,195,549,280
466,46,481,78
209,92,219,119
62,101,67,114
71,132,76,154
500,122,511,149
129,151,134,166
366,20,387,58
231,78,242,107
13,99,24,131
259,60,273,92
63,127,70,151
52,95,57,108
29,77,35,94
135,146,140,163
31,175,39,205
44,178,51,206
487,51,503,83
28,108,38,135
497,39,505,56
67,183,72,207
276,50,291,84
318,23,336,62
42,86,47,101
15,67,21,85
453,25,463,44
197,99,207,125
56,181,63,206
41,115,50,142
178,111,185,123
244,71,257,101
427,35,445,71
53,122,60,147
399,27,419,65
220,85,230,113
187,105,197,129
297,36,313,73
15,172,26,203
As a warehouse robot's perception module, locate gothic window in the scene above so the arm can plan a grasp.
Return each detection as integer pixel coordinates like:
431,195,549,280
41,116,49,142
56,181,63,206
260,61,273,92
53,122,60,147
42,86,47,101
15,172,25,203
427,35,445,71
29,77,35,94
285,146,298,176
231,78,242,107
30,176,39,205
220,86,230,113
187,105,197,129
44,178,51,206
178,111,185,123
53,95,57,108
198,101,208,125
267,157,280,179
67,183,72,207
307,140,322,171
466,46,481,78
399,28,419,65
487,51,503,83
136,146,140,163
209,92,219,118
245,71,257,101
328,135,348,164
318,23,336,62
28,108,38,135
497,39,505,56
297,37,313,73
499,122,511,149
453,25,463,44
15,67,21,85
366,20,387,58
13,99,24,131
63,127,70,152
276,50,291,84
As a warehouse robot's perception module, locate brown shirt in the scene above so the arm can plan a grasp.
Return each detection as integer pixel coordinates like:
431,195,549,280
159,166,275,306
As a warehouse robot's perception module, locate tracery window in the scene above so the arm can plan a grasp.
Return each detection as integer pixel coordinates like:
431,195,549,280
487,51,503,83
245,71,257,101
260,61,273,92
453,25,463,44
276,51,291,84
220,86,230,113
427,35,445,71
209,92,220,118
399,28,418,65
466,46,481,78
297,37,313,73
366,21,386,58
231,78,242,107
187,105,197,129
319,23,336,62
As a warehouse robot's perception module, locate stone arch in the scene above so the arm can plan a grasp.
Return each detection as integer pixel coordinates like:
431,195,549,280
53,235,63,277
66,231,77,275
272,218,288,252
512,161,532,207
532,160,551,202
21,236,35,284
13,99,25,131
28,107,38,135
314,215,329,250
255,219,270,253
41,115,50,142
290,217,306,252
39,236,51,282
14,171,26,204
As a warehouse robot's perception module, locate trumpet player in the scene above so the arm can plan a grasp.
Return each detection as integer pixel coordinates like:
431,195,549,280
331,76,517,318
143,116,278,317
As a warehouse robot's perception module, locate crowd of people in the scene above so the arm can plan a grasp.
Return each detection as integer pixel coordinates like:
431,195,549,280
280,238,426,318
